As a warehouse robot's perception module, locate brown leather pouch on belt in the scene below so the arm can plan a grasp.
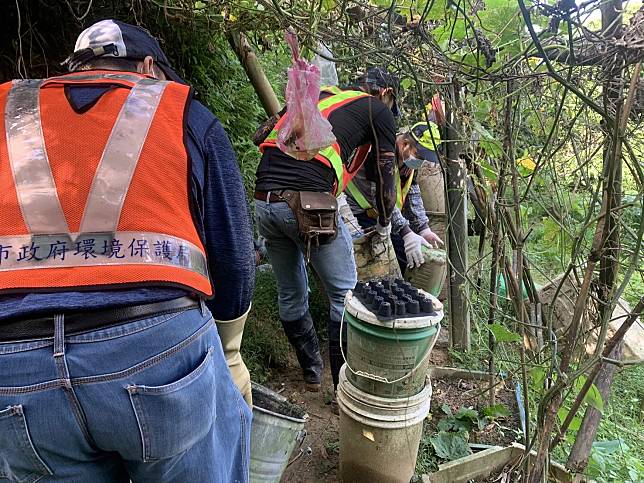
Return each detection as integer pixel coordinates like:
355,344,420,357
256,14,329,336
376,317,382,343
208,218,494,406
282,191,338,262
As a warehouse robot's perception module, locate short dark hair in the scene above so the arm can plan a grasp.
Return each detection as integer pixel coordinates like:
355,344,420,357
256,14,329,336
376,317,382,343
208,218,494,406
75,57,142,72
358,82,382,96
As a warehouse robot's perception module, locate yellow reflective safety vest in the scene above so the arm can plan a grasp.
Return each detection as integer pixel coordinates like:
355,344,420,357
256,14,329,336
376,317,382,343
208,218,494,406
259,86,372,195
345,166,414,214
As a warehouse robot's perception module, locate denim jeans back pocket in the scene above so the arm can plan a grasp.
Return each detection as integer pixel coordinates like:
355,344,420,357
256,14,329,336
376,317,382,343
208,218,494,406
127,347,216,462
0,405,52,483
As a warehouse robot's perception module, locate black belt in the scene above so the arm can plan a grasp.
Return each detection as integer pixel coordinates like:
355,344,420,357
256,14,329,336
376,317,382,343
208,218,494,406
254,190,287,203
0,296,200,343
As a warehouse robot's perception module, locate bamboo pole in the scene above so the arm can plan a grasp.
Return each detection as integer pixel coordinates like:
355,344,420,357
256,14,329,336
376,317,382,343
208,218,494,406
228,30,281,117
445,83,470,351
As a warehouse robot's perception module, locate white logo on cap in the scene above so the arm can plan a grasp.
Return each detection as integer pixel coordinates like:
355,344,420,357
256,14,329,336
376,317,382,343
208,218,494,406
74,19,127,58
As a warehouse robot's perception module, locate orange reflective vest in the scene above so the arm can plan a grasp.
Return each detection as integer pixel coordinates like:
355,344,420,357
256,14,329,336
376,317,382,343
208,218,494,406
259,86,372,195
0,71,212,296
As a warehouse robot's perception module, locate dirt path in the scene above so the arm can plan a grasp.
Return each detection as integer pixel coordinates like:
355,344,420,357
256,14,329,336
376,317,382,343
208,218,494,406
265,352,340,482
265,327,452,483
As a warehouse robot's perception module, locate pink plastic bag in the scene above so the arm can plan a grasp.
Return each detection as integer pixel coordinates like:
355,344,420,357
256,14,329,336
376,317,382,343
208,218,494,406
277,31,336,160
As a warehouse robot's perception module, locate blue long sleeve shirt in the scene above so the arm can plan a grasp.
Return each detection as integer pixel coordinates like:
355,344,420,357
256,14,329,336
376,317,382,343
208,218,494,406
0,85,254,323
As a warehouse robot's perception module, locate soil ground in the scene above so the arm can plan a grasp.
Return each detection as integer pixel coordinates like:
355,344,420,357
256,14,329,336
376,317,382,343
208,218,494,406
265,350,340,483
265,327,519,482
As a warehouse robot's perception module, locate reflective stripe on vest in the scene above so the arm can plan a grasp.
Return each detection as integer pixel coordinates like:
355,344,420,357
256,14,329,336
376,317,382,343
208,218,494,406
396,169,414,209
320,85,344,96
0,73,212,296
345,167,415,215
345,180,371,211
5,79,69,235
259,89,370,194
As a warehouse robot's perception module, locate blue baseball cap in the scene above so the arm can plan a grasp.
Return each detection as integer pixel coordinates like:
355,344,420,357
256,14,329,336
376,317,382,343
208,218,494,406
64,19,185,84
357,67,401,117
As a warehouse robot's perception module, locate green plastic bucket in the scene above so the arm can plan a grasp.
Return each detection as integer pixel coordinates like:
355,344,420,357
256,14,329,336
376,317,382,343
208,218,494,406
344,292,442,398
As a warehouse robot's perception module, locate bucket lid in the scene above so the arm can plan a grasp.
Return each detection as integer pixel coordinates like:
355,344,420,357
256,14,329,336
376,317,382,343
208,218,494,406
345,291,443,329
251,382,308,423
336,365,432,428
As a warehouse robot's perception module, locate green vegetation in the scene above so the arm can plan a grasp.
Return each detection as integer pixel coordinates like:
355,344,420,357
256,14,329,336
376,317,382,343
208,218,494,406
243,269,330,383
5,1,642,481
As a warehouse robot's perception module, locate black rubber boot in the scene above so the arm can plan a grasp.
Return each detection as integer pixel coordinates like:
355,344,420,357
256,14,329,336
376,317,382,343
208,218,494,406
327,318,348,391
328,338,344,390
281,312,324,389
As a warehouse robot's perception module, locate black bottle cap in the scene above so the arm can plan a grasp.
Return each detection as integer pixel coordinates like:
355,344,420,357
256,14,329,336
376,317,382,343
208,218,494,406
407,299,420,314
395,301,407,316
382,279,391,289
378,302,392,317
354,281,366,295
421,297,433,312
366,290,376,304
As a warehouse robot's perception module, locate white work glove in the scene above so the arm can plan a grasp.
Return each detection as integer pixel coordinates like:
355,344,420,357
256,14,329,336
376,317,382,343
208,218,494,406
215,306,252,407
375,222,391,239
403,231,431,269
419,227,444,249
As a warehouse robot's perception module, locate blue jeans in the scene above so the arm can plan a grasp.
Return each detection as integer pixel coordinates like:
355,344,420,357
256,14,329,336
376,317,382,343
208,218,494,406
255,199,357,333
0,306,251,482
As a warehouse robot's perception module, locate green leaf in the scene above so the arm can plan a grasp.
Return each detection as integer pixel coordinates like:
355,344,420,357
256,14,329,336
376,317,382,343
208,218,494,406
472,122,503,158
438,418,455,431
321,0,336,10
430,431,472,461
482,404,511,419
473,99,492,122
488,323,522,343
441,403,453,417
371,0,394,7
542,216,560,245
530,366,547,390
592,439,629,454
557,407,582,431
571,376,605,413
455,407,479,422
421,0,447,20
479,159,498,181
583,383,605,412
438,416,474,432
400,78,413,90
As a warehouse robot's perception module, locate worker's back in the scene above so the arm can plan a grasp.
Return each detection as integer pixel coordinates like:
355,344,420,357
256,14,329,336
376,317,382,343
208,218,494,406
256,91,396,194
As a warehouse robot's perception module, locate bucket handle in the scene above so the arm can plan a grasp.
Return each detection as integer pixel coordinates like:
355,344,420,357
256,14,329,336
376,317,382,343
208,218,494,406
340,308,440,385
295,429,307,448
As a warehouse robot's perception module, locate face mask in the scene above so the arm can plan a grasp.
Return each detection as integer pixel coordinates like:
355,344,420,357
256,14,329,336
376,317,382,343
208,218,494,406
403,156,425,169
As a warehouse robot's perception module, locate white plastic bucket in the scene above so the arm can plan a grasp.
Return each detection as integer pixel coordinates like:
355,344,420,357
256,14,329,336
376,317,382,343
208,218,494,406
337,365,432,483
